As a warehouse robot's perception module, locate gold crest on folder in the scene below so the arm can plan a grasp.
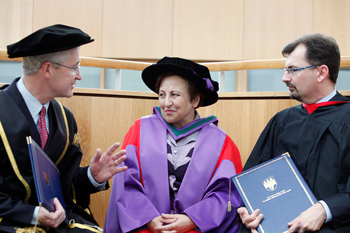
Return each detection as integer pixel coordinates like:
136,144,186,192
262,176,277,191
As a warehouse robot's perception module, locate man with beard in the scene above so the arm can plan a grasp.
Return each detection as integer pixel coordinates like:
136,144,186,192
237,33,350,232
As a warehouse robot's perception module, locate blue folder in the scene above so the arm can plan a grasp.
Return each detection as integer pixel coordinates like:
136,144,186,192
26,136,69,224
231,152,317,233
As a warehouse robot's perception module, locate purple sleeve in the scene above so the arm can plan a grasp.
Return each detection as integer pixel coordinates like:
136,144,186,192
104,144,160,233
184,160,243,232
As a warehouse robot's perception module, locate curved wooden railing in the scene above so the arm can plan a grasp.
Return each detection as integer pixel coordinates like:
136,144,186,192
2,48,350,93
0,49,152,70
3,49,350,71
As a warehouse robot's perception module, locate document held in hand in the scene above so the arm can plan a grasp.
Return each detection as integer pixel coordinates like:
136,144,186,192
26,136,69,224
231,152,317,233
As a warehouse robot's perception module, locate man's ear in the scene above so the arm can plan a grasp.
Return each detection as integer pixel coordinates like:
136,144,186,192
316,65,329,83
41,62,52,79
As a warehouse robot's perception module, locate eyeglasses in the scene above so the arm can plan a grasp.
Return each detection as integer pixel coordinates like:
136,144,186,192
50,62,80,75
284,65,317,76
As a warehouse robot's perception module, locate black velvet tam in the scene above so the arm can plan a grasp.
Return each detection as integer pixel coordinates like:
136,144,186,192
7,24,94,58
142,56,219,107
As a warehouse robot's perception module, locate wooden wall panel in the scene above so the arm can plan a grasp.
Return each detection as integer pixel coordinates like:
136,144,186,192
0,0,33,50
89,97,127,227
314,0,350,56
243,0,314,60
3,0,350,61
173,0,244,61
101,0,173,59
32,0,103,57
57,96,93,166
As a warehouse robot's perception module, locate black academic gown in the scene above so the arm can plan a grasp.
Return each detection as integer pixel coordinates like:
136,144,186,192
0,78,107,232
238,92,350,233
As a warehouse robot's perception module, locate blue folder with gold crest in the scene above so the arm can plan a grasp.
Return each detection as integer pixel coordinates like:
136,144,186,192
26,136,69,224
231,152,317,233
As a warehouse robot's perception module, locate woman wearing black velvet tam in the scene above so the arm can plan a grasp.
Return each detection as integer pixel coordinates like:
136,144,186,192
0,24,127,233
105,57,243,233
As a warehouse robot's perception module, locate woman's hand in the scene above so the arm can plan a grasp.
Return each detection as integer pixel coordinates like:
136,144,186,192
237,207,263,233
147,215,175,233
154,213,197,232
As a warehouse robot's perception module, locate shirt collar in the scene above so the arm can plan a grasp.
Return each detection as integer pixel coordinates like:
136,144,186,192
16,77,50,122
316,88,337,103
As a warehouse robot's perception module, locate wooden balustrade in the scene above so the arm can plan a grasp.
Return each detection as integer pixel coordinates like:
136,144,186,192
2,49,350,72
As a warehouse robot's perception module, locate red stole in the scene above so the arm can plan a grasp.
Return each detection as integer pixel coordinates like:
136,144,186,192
302,101,349,114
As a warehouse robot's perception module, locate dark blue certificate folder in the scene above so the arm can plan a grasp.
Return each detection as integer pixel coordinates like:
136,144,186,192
231,152,317,233
26,136,68,224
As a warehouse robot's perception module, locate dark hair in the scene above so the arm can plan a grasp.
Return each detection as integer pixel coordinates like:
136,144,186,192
155,72,204,108
282,33,340,84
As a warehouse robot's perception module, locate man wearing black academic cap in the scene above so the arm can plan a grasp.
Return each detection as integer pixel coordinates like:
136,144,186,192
237,33,350,232
0,24,127,232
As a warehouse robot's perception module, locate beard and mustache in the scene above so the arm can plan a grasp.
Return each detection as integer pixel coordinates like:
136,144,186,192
286,82,303,102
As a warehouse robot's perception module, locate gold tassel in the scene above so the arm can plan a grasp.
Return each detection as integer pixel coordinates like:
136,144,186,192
227,179,232,212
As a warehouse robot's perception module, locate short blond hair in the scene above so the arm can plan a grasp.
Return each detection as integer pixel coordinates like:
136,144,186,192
22,49,72,75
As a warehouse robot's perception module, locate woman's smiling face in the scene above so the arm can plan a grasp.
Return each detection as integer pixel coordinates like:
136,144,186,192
158,75,199,129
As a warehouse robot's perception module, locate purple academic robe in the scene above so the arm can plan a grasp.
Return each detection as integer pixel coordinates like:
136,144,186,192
105,108,242,232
